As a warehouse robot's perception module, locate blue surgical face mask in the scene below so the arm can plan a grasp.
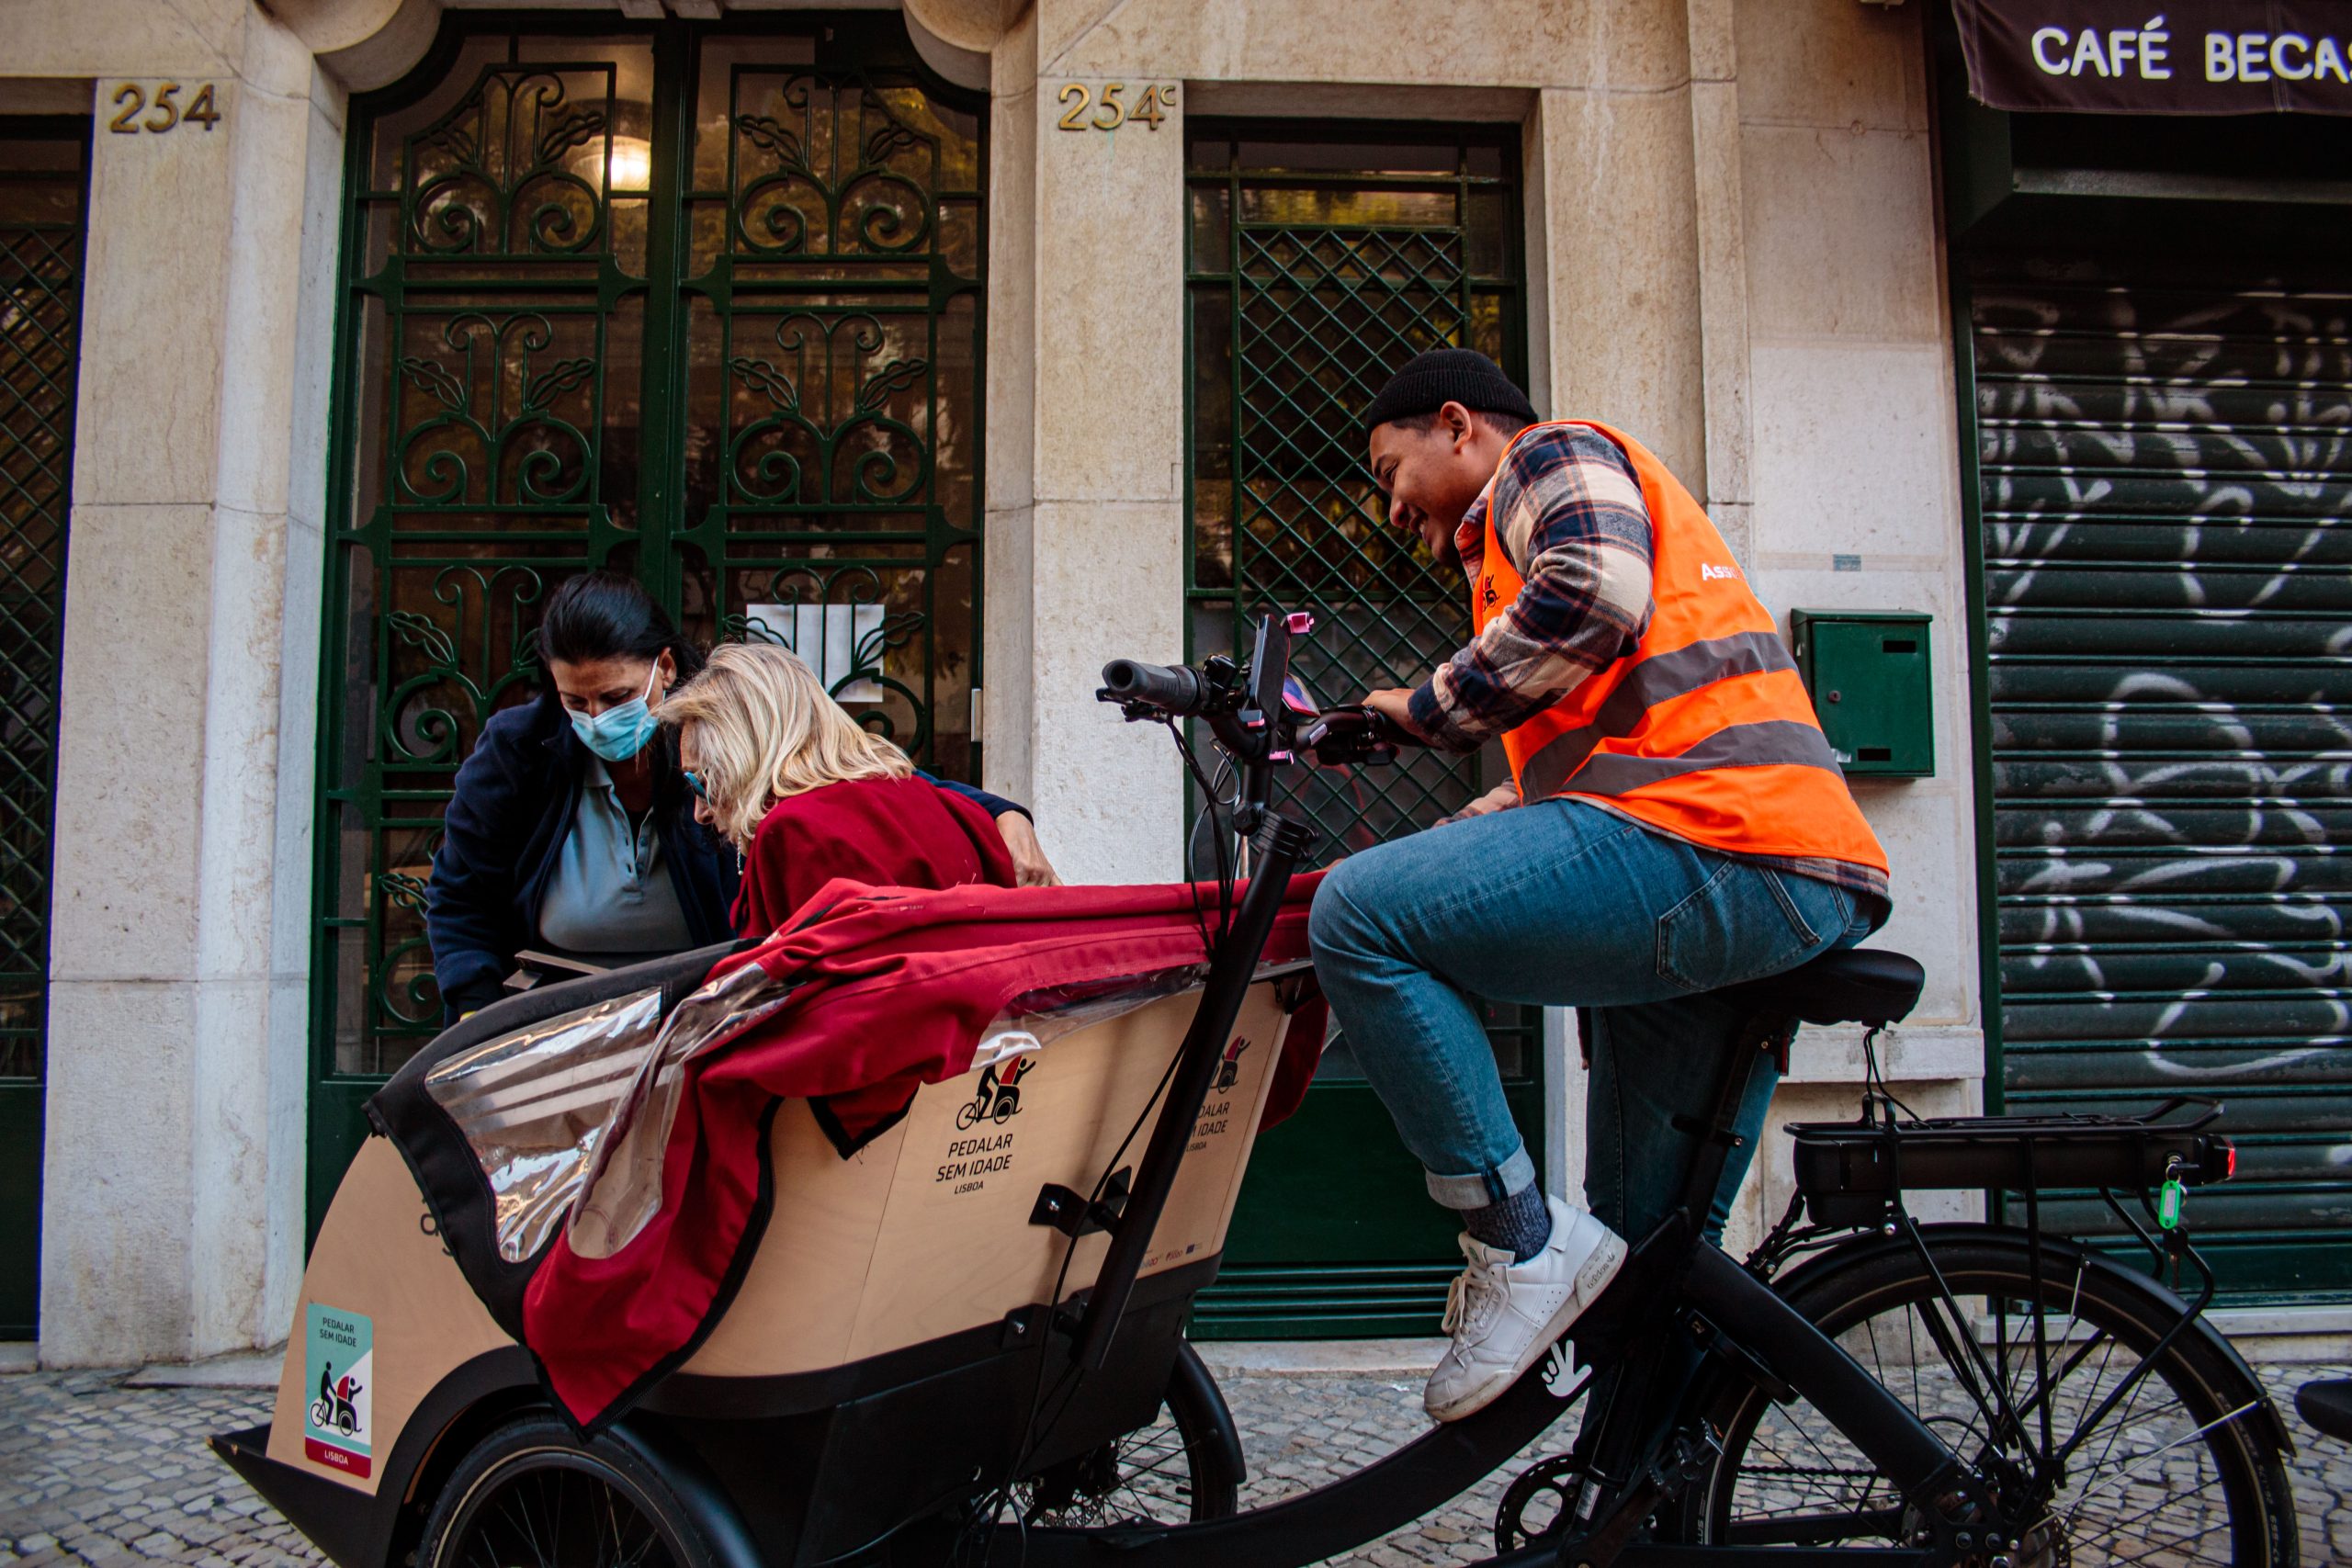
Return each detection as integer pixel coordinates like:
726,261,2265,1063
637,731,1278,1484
570,661,662,762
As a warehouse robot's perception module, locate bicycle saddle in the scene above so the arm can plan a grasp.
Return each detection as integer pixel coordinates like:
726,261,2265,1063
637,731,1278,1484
1720,947,1924,1027
2298,1378,2352,1442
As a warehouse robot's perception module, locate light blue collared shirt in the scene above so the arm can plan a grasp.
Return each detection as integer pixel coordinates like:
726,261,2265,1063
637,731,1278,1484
535,757,695,954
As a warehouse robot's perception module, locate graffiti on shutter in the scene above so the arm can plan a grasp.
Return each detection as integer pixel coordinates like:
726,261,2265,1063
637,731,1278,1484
1971,259,2352,1296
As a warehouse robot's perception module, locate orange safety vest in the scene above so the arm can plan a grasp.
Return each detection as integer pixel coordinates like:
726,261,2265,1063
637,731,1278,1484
1472,420,1887,876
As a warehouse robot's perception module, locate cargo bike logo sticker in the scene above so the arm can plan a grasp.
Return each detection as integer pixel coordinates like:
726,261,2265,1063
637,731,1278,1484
303,1303,374,1478
938,1055,1036,1195
956,1054,1032,1130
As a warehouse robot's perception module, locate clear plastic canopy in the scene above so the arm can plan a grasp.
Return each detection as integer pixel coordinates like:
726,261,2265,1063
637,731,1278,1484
423,957,1215,1263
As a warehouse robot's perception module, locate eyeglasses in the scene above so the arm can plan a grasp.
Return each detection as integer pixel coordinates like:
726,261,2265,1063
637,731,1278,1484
682,769,710,801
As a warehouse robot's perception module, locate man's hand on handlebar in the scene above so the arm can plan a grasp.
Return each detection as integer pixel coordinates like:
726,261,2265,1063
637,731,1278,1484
1303,696,1421,768
1361,687,1424,738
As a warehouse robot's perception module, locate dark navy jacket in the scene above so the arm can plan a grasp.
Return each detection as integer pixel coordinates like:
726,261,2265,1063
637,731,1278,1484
425,698,1017,1022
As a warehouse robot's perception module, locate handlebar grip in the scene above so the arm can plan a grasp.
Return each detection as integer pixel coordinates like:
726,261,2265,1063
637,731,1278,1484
1100,659,1207,716
1302,705,1409,765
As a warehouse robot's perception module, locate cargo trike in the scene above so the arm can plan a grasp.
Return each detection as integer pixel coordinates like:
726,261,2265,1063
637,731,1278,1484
215,609,2296,1568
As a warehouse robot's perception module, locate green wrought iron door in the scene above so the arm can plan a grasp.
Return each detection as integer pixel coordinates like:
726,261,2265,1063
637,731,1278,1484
1183,128,1541,1337
311,16,985,1227
0,120,86,1339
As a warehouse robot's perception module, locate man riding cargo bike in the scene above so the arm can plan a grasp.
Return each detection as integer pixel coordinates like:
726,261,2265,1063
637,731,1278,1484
213,351,2297,1567
1311,349,1888,1421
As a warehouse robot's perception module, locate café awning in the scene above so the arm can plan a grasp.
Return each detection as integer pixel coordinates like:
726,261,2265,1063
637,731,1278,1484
1952,2,2352,114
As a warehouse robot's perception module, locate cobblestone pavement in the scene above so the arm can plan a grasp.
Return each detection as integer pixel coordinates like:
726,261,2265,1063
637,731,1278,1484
2,1359,2346,1567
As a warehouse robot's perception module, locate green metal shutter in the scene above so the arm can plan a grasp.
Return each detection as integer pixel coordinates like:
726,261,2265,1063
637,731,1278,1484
1966,257,2352,1300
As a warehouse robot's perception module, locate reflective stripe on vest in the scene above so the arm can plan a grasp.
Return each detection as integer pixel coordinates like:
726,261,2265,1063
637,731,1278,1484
1515,628,1803,798
1471,420,1887,875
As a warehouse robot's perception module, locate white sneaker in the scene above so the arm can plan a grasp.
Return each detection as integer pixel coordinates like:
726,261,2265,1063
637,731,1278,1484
1424,1195,1626,1423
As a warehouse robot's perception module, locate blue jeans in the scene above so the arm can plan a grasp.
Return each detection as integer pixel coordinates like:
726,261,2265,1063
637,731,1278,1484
1307,797,1883,1245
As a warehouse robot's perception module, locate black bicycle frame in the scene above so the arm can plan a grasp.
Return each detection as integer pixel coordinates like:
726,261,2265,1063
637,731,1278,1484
1073,812,1316,1371
993,1013,1978,1568
1547,1018,1974,1564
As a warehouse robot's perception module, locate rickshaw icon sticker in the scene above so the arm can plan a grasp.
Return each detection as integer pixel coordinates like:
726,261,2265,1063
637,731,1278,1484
302,1303,374,1478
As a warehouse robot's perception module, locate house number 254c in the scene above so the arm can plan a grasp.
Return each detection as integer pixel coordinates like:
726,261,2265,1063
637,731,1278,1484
1056,83,1175,131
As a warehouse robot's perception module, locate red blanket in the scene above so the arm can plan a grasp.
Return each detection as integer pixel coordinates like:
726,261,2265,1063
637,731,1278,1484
521,874,1326,1427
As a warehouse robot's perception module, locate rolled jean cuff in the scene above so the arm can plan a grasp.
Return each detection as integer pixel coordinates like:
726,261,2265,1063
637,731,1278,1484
1424,1145,1538,1210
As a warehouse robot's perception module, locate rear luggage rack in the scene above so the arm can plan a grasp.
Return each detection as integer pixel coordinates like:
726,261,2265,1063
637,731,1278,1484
1788,1097,2235,1229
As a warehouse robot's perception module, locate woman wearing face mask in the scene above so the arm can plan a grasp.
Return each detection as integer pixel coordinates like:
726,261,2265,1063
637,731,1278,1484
424,572,1055,1021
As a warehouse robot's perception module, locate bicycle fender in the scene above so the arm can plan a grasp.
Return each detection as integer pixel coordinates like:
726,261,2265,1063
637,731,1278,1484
1756,1222,2295,1460
608,1416,770,1568
1170,1340,1248,1484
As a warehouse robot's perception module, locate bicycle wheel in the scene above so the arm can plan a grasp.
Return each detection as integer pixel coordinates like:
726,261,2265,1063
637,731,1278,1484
1014,1342,1242,1528
1677,1227,2297,1566
417,1415,716,1568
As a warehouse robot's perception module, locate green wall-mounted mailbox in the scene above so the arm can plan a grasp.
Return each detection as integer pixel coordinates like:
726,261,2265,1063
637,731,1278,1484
1789,609,1933,778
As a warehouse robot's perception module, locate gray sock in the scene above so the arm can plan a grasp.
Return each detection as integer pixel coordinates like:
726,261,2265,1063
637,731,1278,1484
1464,1184,1551,1263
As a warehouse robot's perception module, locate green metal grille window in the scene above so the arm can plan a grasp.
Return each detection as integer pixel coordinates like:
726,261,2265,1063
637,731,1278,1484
311,17,984,1224
1185,131,1521,855
0,120,86,1339
1184,128,1541,1337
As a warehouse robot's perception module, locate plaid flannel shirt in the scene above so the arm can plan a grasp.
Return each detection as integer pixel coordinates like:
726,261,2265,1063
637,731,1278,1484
1406,423,1656,750
1404,423,1891,908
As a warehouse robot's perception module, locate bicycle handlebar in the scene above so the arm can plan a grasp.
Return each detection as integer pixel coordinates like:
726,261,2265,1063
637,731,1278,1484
1302,705,1412,766
1098,658,1214,717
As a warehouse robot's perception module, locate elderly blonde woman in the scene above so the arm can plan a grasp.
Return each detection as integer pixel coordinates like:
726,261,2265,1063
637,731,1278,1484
661,642,1022,936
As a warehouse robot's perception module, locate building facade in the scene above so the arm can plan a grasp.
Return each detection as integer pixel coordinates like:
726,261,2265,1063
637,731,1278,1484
0,0,2336,1366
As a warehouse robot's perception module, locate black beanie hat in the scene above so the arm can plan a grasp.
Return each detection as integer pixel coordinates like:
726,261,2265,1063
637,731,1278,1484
1362,348,1538,433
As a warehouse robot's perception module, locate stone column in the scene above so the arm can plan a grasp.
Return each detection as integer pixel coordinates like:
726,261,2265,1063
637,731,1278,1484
983,4,1189,885
981,10,1041,815
1527,79,1707,488
36,7,346,1365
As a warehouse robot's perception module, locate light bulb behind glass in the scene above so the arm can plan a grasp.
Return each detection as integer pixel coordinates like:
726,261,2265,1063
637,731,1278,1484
607,136,652,191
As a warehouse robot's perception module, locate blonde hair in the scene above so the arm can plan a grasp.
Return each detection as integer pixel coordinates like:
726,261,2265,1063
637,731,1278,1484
660,641,912,849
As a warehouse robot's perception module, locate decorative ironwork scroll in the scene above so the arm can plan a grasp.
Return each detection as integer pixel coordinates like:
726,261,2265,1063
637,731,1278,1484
314,23,985,1146
408,66,616,256
320,36,644,1088
674,54,983,781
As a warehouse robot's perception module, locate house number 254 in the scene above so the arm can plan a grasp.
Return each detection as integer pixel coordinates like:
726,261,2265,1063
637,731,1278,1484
108,82,223,134
1056,83,1175,131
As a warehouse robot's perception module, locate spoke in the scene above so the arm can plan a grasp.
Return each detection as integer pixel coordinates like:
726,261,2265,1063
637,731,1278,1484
2077,1471,2224,1542
2063,1399,2256,1545
2075,1332,2158,1483
506,1472,548,1568
2099,1508,2237,1567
